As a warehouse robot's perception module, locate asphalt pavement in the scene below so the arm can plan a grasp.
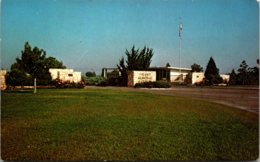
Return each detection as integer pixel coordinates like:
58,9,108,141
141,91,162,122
141,86,259,114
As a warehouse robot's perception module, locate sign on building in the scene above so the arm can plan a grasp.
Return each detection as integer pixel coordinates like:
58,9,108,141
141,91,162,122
127,71,156,86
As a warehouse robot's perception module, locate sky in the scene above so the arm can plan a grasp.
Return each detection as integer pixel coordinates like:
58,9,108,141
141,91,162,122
1,0,259,74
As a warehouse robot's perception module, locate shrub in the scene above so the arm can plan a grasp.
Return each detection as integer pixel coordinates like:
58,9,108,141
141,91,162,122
134,81,171,88
51,79,85,88
84,76,107,86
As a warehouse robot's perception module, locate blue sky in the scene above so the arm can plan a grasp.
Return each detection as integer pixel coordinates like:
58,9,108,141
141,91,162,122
1,0,259,74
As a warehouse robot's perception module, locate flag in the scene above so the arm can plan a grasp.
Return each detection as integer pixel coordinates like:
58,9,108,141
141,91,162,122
179,18,182,37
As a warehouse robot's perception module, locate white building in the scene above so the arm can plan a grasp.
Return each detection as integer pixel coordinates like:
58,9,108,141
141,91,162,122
49,68,81,83
191,72,230,85
191,72,205,85
149,66,191,83
0,70,7,90
220,74,230,83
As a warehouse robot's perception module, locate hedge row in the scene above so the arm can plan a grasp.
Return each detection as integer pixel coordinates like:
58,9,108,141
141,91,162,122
134,81,171,88
51,79,85,88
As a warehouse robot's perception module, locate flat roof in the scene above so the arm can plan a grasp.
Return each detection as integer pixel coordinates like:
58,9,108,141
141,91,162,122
149,66,191,71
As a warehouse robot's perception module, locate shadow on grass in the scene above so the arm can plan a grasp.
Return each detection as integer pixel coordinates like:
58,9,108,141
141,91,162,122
4,90,34,93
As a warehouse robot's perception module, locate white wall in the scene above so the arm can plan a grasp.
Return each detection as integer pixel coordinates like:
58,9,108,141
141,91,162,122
220,74,230,83
49,68,82,83
170,71,189,82
130,71,156,86
192,72,204,84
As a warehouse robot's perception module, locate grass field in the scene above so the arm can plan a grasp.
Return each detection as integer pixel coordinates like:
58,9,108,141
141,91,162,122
1,88,259,161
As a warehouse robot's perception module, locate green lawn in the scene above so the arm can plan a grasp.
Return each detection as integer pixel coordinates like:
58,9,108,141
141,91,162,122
1,88,259,161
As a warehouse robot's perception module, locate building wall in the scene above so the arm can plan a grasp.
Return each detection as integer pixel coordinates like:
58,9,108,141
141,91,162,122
49,68,82,83
220,74,230,83
128,71,156,86
191,72,204,84
0,70,7,90
149,67,191,82
191,73,230,85
170,71,189,82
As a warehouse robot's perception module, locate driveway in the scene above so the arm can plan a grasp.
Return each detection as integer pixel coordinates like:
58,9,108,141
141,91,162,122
85,86,259,114
140,86,259,114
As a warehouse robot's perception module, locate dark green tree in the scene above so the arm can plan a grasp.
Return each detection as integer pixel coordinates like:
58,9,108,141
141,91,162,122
7,42,65,86
6,69,33,86
237,60,259,85
237,60,249,85
191,63,203,72
248,59,259,85
117,46,154,86
166,62,171,67
204,57,222,85
229,69,237,85
85,71,96,77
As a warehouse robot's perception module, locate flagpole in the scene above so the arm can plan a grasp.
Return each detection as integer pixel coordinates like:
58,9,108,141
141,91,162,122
179,17,182,84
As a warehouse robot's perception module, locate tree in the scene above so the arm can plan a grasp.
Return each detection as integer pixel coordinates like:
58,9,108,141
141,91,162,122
7,42,65,86
85,71,96,77
237,60,249,85
204,57,222,85
191,63,203,72
6,69,33,86
237,60,259,85
117,46,154,86
229,69,237,85
166,62,171,67
248,59,259,85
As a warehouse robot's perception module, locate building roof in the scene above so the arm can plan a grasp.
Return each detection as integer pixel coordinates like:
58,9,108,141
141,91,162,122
149,66,191,71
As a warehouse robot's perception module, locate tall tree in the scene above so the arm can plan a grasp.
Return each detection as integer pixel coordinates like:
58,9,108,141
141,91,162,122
7,42,66,86
237,60,259,85
249,59,259,85
204,57,222,85
237,60,249,85
229,69,237,85
117,46,154,86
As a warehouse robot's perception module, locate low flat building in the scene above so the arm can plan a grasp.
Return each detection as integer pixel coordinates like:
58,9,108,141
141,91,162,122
191,73,230,85
149,66,191,83
49,68,81,83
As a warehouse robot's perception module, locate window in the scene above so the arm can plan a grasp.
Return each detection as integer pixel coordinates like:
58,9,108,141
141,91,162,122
68,74,73,77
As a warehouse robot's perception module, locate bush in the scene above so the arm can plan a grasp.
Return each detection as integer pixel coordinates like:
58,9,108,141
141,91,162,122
83,76,107,86
134,81,171,88
51,79,85,88
6,69,33,86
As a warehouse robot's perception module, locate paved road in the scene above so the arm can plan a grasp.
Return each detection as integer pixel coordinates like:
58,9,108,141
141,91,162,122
85,86,259,114
140,87,259,114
